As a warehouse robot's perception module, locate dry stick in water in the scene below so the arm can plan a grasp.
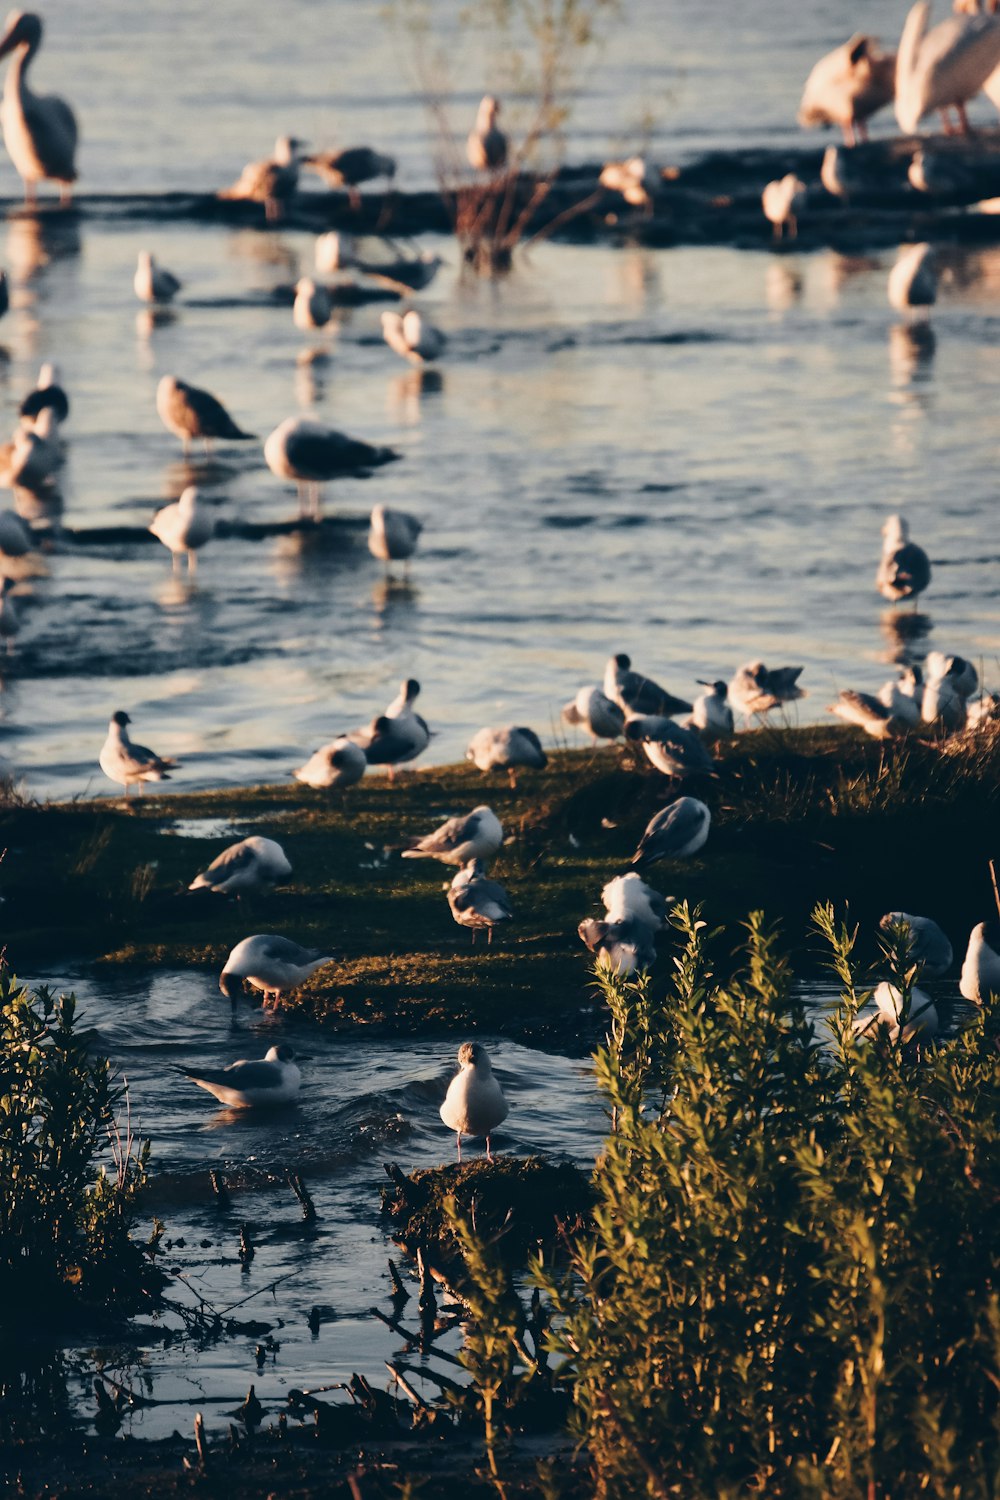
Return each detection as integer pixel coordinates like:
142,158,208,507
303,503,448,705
387,1258,409,1303
194,1411,209,1472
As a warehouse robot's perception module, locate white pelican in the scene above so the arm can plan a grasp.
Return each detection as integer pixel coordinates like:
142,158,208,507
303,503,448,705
156,375,255,456
879,911,953,977
219,934,334,1006
134,251,181,305
189,837,292,900
728,661,805,719
466,726,547,786
293,277,333,331
0,11,77,206
368,503,422,571
959,920,1000,1002
402,805,503,867
447,860,514,943
181,1044,301,1110
219,135,306,221
439,1042,509,1161
631,797,711,866
888,242,937,313
604,653,691,718
561,685,625,742
304,146,396,208
877,514,931,603
0,575,19,650
467,95,508,172
853,982,938,1043
149,486,213,574
380,309,446,364
623,714,714,778
686,681,735,740
263,415,398,518
293,736,367,791
798,34,897,144
99,710,178,798
761,174,807,239
895,0,1000,135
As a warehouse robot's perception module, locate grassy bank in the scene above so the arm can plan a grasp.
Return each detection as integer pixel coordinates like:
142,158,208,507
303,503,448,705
4,725,998,1037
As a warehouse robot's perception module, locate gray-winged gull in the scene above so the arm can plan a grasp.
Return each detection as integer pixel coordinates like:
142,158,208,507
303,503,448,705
220,934,334,1005
304,146,396,207
149,486,213,574
631,797,710,866
729,661,805,720
381,309,446,364
189,837,292,900
466,725,547,787
99,710,178,798
403,805,503,867
604,653,692,718
219,135,306,221
181,1044,301,1109
157,376,254,457
368,504,422,570
686,681,734,740
876,515,931,604
264,415,398,519
562,685,625,742
293,736,367,791
448,859,514,943
879,911,952,978
134,251,181,305
624,714,714,778
467,96,508,172
440,1041,509,1161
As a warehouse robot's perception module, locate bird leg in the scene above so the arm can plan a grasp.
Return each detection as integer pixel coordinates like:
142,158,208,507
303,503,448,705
188,551,198,577
507,768,517,790
956,102,972,135
456,1132,462,1163
60,185,73,209
485,1136,494,1162
172,552,181,575
487,926,494,948
349,186,361,212
24,181,36,210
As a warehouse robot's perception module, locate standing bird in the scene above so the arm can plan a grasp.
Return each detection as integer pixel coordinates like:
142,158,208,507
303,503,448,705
293,277,333,332
578,913,658,976
189,836,292,900
219,135,306,221
921,651,977,730
624,715,714,779
304,146,396,208
604,653,691,719
0,406,59,489
180,1044,301,1110
349,678,430,778
887,243,937,314
368,504,422,572
894,0,1000,135
447,859,514,944
631,797,711,866
959,920,1000,1003
149,486,213,574
561,684,625,743
728,661,805,721
686,680,734,740
293,736,367,791
0,575,20,651
467,95,508,172
99,710,178,799
466,726,547,787
879,911,953,977
264,416,398,519
403,805,503,867
439,1041,509,1161
380,309,446,364
798,33,897,144
19,362,69,428
156,376,254,457
876,514,931,604
0,11,77,207
220,934,334,1006
761,174,807,239
134,251,181,305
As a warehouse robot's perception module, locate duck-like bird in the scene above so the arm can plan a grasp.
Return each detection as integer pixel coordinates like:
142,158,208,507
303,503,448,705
156,375,255,457
134,251,181,305
798,34,897,144
895,0,1000,135
149,486,213,574
219,934,334,1006
381,309,446,364
466,725,547,787
448,859,514,943
876,514,931,603
99,710,178,799
181,1044,301,1110
467,95,508,172
189,836,292,900
403,804,503,867
264,416,398,518
293,736,367,791
0,11,77,207
439,1041,509,1161
304,146,396,208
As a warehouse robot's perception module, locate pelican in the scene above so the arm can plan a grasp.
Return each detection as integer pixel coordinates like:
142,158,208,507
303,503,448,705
447,859,514,943
134,251,181,305
561,685,625,743
368,503,422,572
888,243,937,314
19,362,68,428
876,514,931,603
604,654,691,718
895,1,1000,135
761,175,806,239
380,309,446,364
293,277,333,332
148,486,213,574
631,797,711,867
219,135,306,221
99,710,178,798
181,1044,301,1110
156,375,254,456
959,920,1000,1002
466,726,547,787
189,837,292,899
402,805,503,867
467,95,508,172
304,146,396,208
798,34,897,144
685,681,735,740
220,934,334,1006
439,1042,509,1161
263,416,398,519
293,736,367,791
879,911,953,977
623,715,714,779
0,12,77,206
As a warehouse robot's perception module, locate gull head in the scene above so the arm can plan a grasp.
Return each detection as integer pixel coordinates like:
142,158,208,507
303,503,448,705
0,12,43,59
613,652,631,670
111,710,131,728
265,1044,296,1063
402,678,421,702
458,1040,490,1070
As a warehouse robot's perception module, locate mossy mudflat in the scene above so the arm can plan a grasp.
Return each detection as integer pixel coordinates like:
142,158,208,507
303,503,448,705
4,725,998,1037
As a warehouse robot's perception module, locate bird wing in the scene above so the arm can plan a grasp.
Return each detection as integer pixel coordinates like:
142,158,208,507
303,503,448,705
127,739,177,773
578,917,610,950
184,1060,283,1089
198,843,258,886
184,384,252,440
259,935,327,964
418,811,477,853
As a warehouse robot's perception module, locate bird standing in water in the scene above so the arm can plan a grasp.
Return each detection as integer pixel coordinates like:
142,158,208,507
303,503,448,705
439,1041,509,1161
0,11,77,206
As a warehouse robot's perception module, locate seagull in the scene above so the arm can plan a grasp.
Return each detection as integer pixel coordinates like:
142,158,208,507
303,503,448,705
467,96,508,172
349,678,430,778
380,309,446,364
922,652,976,730
877,514,931,604
293,736,367,790
623,714,714,778
798,33,897,144
293,277,333,331
440,1041,509,1161
895,0,1000,136
959,920,1000,1003
600,872,670,930
263,416,398,519
761,174,807,239
314,230,356,275
219,934,334,1006
887,244,937,315
728,661,805,720
134,251,181,305
908,147,977,195
604,654,692,719
304,146,396,208
0,508,32,556
561,685,625,743
189,836,292,900
828,690,904,739
0,576,20,650
448,859,514,943
368,504,422,571
631,797,711,867
403,805,503,867
924,651,977,700
99,710,178,799
466,726,547,787
599,156,658,209
965,691,1000,729
19,363,69,428
149,486,213,574
578,914,658,976
181,1044,301,1110
853,981,939,1044
0,11,77,207
877,665,924,727
219,135,306,221
879,911,953,977
0,408,59,490
156,376,255,457
686,681,734,740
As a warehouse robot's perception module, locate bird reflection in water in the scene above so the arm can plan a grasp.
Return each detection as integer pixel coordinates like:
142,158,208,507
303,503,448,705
889,320,936,387
880,607,933,664
388,366,443,424
226,229,298,274
136,306,178,339
371,573,419,629
6,213,80,283
765,260,802,314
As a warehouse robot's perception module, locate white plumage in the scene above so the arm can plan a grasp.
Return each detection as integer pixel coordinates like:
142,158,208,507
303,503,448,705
293,736,367,791
134,251,181,304
466,725,547,786
888,243,937,314
439,1041,509,1160
561,685,625,742
182,1044,301,1109
99,710,178,797
189,837,292,899
368,504,422,568
403,805,503,867
959,920,1000,1003
380,309,445,364
853,982,938,1044
761,174,807,239
219,933,333,1005
149,486,213,573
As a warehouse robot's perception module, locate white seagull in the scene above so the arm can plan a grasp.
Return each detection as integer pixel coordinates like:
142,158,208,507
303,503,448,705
440,1041,509,1161
349,678,430,778
578,913,658,976
293,277,333,331
368,504,422,571
877,666,924,727
134,251,181,305
959,920,1000,1003
561,685,625,743
380,309,446,364
99,710,179,798
304,145,396,207
686,680,735,740
761,174,807,239
403,805,503,867
853,981,938,1044
631,797,711,866
601,872,670,930
220,934,334,1005
466,726,547,787
728,661,805,720
447,859,514,943
604,653,691,718
189,837,292,900
467,96,508,173
623,714,714,779
181,1044,301,1109
877,516,931,606
149,486,213,574
0,11,77,206
293,736,367,791
879,911,953,978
